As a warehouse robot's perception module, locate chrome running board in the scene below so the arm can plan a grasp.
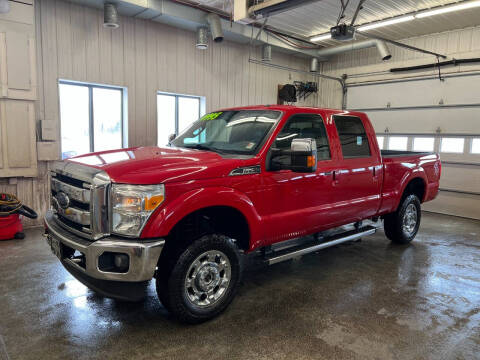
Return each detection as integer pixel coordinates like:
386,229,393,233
265,226,376,265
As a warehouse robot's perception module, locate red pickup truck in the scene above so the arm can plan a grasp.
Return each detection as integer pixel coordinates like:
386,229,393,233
44,105,441,323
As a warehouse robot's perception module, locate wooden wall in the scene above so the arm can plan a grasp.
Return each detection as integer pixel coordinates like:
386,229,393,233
7,0,317,227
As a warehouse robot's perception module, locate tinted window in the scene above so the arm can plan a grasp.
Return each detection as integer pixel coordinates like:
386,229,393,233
274,114,331,161
334,116,371,158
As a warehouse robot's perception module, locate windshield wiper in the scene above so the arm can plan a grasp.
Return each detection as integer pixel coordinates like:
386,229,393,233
182,144,225,154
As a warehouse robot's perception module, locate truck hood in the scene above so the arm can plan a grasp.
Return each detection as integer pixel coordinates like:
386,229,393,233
67,146,241,184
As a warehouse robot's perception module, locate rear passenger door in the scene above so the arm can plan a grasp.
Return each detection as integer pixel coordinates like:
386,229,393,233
331,115,383,222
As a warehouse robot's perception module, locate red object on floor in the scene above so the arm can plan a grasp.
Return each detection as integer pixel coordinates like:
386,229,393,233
0,214,24,240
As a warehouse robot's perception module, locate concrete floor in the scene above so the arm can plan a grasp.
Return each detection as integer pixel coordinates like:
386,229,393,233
0,212,479,360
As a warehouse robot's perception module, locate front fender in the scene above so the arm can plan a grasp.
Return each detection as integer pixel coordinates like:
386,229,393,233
140,186,262,250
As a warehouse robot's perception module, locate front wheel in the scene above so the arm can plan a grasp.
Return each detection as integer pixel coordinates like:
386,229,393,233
156,234,243,323
384,194,421,244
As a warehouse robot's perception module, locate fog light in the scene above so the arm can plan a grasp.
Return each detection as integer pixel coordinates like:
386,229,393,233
114,254,129,271
99,252,129,273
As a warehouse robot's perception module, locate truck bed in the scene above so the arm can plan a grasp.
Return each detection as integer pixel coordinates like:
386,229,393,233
379,150,440,216
381,150,434,157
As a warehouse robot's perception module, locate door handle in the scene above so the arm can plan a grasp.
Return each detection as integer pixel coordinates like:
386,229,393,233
333,170,340,185
372,166,381,183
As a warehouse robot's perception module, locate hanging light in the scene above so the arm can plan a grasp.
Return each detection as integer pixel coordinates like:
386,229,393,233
0,0,10,14
196,27,208,50
262,44,272,61
104,3,119,29
310,57,319,72
416,0,480,18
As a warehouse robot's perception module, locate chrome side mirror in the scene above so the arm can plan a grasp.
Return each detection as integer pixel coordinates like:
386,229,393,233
290,138,317,173
168,133,176,143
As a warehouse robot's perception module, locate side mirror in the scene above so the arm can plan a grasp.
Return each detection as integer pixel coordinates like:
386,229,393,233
168,133,176,142
290,138,317,173
270,138,317,173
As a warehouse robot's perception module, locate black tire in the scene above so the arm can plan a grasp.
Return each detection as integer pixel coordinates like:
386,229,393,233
14,232,25,240
384,194,421,244
156,234,243,324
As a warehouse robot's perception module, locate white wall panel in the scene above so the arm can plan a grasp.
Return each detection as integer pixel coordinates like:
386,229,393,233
6,32,31,90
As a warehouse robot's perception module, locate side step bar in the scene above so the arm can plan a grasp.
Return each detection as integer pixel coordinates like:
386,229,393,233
265,226,377,265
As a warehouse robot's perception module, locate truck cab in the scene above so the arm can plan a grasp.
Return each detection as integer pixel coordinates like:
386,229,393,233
44,105,441,323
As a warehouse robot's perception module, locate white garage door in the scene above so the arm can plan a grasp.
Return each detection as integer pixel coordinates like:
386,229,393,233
347,72,480,220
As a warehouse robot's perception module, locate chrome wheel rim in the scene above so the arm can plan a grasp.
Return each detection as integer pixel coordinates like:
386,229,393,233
402,203,418,235
184,250,231,307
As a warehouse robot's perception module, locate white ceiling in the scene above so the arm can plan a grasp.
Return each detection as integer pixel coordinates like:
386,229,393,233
192,0,480,45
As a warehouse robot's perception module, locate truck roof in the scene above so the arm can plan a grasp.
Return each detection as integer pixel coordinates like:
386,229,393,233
216,104,364,116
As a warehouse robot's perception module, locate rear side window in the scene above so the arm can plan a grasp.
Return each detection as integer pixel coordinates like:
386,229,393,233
334,116,371,158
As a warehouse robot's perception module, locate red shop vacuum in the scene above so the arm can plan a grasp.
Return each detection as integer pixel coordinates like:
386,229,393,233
0,193,38,240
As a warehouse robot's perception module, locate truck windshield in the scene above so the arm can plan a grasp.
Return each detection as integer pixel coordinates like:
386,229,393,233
171,110,282,155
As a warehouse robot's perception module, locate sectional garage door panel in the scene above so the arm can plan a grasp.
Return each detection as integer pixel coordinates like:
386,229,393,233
440,164,480,194
347,73,480,110
346,73,480,220
363,107,480,134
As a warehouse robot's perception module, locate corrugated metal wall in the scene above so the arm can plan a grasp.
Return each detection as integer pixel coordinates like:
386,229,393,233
37,0,318,148
4,0,317,227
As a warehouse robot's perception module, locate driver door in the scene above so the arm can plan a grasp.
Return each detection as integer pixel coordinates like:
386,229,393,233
260,113,339,245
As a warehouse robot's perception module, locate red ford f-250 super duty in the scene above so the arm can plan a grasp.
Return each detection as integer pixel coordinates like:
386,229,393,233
44,105,441,323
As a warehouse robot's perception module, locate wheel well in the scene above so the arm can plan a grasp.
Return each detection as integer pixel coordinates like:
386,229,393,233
163,206,250,256
402,177,426,203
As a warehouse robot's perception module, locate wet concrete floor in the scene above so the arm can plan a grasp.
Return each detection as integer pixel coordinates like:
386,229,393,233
0,212,479,359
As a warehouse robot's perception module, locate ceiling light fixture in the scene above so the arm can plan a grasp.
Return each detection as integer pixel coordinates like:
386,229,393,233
416,0,480,18
262,44,272,61
104,3,119,29
357,15,414,31
196,27,208,50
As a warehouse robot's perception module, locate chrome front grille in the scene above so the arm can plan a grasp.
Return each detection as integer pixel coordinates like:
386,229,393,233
50,161,111,240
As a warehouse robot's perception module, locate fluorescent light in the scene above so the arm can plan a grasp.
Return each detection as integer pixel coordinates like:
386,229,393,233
310,33,331,42
416,0,480,18
358,15,414,31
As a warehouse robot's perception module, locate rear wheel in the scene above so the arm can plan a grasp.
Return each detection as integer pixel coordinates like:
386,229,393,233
14,232,25,240
156,234,242,323
384,194,421,244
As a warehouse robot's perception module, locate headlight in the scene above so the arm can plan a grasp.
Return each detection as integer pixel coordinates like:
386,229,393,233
111,184,165,237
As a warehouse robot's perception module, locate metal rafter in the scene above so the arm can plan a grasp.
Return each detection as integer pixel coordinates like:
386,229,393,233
350,0,367,26
336,0,351,25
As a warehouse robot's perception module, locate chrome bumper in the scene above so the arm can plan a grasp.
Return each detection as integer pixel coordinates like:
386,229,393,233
44,211,164,282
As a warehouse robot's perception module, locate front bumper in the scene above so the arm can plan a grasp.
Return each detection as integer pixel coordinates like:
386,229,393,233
44,210,164,284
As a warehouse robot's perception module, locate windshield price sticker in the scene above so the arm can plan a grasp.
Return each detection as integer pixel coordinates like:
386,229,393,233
201,112,223,121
